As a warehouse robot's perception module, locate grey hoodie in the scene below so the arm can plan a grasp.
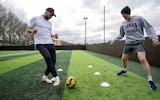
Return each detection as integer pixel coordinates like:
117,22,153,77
114,16,158,44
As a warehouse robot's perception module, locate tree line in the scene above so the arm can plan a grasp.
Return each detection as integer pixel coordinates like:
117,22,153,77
0,4,32,46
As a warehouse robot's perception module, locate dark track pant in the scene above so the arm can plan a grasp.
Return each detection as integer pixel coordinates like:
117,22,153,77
36,44,57,77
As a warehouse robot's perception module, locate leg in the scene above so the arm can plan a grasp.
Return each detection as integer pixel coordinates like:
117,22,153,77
121,44,133,70
47,44,60,86
117,54,129,76
49,45,56,65
121,54,130,70
135,42,157,90
37,45,52,76
36,44,52,83
47,44,57,77
135,42,152,76
117,44,133,76
137,51,157,90
137,52,151,76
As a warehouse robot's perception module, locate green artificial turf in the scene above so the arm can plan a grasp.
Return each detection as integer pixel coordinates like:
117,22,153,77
0,51,40,61
0,50,71,100
0,52,42,74
0,50,160,100
62,50,160,100
85,50,160,83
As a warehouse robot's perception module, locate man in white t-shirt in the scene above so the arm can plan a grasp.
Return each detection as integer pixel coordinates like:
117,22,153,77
28,7,60,86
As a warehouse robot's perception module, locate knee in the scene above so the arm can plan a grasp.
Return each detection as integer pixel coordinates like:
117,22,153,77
44,56,52,61
138,57,147,63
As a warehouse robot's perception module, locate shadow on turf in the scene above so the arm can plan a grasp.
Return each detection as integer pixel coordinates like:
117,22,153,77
0,50,72,100
0,52,39,61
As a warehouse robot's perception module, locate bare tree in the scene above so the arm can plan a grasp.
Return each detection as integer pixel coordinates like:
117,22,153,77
0,5,9,45
0,4,33,46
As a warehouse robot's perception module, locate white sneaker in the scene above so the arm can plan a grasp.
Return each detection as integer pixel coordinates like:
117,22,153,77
42,75,52,83
51,77,56,81
53,78,61,86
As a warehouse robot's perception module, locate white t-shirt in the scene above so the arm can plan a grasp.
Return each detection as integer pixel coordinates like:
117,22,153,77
29,16,53,44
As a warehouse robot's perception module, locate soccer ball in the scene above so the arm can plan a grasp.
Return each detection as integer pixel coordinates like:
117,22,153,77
65,76,76,88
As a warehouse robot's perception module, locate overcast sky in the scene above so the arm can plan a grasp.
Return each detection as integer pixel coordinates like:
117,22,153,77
0,0,160,44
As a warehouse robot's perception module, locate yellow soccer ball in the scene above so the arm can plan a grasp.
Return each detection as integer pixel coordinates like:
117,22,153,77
65,76,76,88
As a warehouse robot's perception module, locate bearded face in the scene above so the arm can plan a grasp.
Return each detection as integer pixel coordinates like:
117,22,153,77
44,15,52,20
44,10,53,20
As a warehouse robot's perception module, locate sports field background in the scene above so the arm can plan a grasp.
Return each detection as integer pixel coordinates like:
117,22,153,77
0,50,160,100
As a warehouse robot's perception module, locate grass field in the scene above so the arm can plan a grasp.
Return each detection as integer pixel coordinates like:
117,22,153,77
0,50,160,100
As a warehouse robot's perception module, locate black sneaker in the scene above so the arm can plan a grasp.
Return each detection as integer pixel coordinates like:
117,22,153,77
148,81,158,91
117,70,127,76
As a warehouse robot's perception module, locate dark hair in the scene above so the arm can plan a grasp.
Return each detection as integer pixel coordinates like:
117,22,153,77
121,6,131,14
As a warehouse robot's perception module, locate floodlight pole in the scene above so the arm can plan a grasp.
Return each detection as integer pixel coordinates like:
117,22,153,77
104,0,109,43
104,6,105,43
84,17,88,45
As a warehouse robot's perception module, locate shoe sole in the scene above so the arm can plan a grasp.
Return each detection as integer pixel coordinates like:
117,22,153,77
42,79,52,84
117,72,127,76
51,79,56,82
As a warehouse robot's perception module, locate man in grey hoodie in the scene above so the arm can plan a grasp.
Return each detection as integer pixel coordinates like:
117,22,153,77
111,6,160,90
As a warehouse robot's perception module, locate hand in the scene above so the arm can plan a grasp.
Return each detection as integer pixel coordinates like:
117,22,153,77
152,40,160,47
31,29,38,34
110,40,115,45
51,34,58,39
54,34,58,39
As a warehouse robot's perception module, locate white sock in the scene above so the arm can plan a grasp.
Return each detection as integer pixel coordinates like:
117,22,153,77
55,76,60,80
51,77,56,81
51,77,55,79
147,76,153,81
43,74,47,78
123,68,127,71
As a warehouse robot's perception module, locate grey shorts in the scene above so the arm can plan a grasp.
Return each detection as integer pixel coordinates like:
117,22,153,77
123,41,145,55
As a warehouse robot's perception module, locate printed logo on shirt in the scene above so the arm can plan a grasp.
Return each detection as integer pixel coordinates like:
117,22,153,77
124,22,138,34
